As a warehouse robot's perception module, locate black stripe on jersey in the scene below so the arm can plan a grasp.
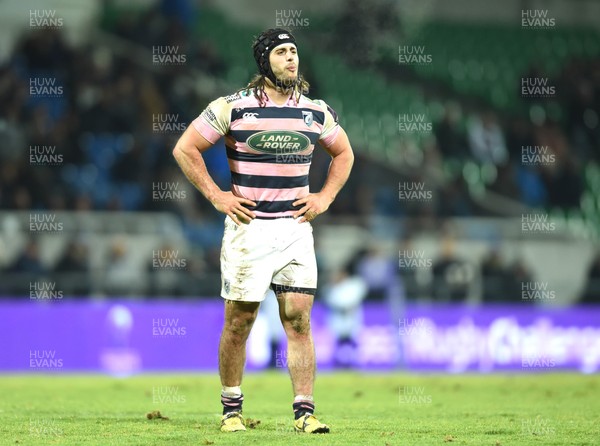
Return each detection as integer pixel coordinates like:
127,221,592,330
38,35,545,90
226,146,312,164
230,129,320,145
231,172,308,189
231,107,325,125
251,199,302,213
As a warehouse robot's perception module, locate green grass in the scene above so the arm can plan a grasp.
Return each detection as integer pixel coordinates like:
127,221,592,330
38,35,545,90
1,372,598,445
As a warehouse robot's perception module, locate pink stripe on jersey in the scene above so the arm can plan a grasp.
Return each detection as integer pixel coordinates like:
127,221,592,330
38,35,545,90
192,117,221,144
230,118,323,134
320,125,340,148
228,160,311,177
233,184,308,202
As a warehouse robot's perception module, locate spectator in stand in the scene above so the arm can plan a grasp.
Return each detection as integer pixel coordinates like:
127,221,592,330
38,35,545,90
435,103,469,160
7,239,48,295
467,110,508,166
324,257,368,368
9,239,46,276
480,248,512,302
54,239,91,297
431,236,473,302
104,237,146,296
505,259,535,303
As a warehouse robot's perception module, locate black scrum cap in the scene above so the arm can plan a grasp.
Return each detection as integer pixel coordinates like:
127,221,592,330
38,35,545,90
252,28,297,85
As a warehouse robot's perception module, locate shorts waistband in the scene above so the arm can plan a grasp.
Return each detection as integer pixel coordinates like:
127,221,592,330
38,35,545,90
253,216,295,220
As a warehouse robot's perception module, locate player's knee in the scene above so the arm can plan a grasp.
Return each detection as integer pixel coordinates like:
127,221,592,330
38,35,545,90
286,313,311,336
225,312,257,338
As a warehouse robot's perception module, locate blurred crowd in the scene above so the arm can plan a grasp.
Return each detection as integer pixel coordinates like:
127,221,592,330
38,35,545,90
1,2,599,301
3,230,599,304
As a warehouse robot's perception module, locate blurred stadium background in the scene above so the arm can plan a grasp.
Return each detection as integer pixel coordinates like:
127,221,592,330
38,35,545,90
1,0,600,384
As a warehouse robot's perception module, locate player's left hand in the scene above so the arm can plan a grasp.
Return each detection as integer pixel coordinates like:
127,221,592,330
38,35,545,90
293,193,332,223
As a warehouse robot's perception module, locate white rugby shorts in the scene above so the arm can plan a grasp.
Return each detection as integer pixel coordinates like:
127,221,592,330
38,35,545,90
220,216,317,302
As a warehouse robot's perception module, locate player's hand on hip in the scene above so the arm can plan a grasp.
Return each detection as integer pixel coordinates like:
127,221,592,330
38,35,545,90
293,193,331,223
212,191,256,225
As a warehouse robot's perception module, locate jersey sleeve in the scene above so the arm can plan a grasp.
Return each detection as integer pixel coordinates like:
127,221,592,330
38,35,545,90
317,100,341,148
191,96,232,144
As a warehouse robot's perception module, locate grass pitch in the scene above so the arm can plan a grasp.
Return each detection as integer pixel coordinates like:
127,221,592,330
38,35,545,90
1,371,598,445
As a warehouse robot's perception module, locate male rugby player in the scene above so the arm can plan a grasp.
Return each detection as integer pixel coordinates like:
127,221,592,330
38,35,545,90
173,28,354,434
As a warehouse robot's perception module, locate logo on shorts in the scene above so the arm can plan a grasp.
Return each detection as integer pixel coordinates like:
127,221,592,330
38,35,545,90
224,279,230,294
302,111,313,127
246,130,310,154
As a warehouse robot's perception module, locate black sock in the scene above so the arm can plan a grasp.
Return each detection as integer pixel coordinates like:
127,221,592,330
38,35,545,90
293,400,315,419
221,393,243,415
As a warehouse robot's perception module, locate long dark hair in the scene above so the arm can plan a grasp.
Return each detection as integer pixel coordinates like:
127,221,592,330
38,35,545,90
240,74,310,107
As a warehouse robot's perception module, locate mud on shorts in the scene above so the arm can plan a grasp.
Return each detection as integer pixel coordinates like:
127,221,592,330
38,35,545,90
220,216,317,302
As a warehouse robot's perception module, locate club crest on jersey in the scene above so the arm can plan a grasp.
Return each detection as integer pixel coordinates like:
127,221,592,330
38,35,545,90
302,111,313,127
246,130,310,154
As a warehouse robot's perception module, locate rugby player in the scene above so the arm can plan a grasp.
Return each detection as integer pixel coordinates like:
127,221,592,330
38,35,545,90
172,28,354,434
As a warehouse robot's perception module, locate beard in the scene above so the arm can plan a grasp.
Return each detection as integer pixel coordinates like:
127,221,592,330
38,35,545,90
272,68,299,91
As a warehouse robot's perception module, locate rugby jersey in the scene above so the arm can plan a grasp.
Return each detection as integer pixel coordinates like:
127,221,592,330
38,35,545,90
192,90,340,218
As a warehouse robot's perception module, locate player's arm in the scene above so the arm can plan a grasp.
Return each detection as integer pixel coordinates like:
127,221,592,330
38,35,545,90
172,125,256,225
293,126,354,222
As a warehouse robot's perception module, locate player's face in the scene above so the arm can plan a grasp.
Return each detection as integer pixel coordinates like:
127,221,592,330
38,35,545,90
269,44,298,87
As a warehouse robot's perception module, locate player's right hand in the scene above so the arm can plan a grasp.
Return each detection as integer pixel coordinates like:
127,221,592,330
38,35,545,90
212,191,257,225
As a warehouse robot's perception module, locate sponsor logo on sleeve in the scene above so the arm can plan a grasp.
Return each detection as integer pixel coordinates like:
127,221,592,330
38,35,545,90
225,92,241,103
201,107,217,122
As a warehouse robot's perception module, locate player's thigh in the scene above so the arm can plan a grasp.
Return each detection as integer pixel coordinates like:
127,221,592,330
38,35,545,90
276,291,314,323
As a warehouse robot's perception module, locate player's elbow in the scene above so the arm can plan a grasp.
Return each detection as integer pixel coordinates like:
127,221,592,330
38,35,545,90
172,144,181,160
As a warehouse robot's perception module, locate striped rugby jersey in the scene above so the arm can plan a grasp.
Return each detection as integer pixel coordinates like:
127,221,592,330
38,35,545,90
192,90,340,219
